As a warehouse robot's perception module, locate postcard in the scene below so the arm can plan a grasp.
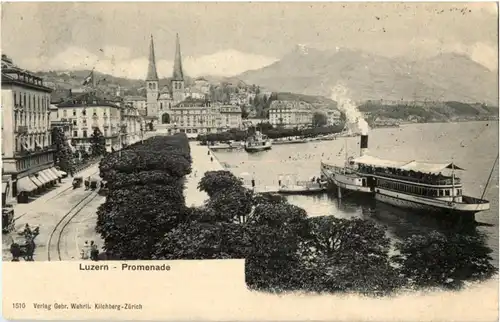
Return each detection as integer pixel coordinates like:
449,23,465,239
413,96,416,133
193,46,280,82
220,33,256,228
2,2,498,321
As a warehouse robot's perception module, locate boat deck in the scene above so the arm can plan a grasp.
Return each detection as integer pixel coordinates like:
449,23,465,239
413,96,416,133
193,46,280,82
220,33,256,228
243,185,280,193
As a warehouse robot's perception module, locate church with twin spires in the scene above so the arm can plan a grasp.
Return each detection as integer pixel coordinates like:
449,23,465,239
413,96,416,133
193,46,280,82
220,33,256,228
145,33,187,129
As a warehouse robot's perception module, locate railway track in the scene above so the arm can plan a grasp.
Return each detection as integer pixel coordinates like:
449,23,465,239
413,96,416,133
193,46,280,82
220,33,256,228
47,191,100,261
14,169,100,221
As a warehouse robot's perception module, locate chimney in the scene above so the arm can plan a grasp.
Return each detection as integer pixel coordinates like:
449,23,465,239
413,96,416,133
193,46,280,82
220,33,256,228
360,134,368,156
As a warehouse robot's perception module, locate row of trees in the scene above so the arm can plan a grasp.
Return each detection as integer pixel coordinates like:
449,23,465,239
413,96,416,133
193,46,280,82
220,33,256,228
52,127,108,174
96,134,192,259
96,154,496,294
196,123,345,144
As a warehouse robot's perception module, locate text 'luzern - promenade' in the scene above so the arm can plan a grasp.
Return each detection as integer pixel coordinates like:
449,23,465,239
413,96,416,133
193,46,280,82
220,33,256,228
79,263,171,271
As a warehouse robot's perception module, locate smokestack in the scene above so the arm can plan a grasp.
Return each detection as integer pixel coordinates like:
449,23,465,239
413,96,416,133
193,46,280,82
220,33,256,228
360,134,368,156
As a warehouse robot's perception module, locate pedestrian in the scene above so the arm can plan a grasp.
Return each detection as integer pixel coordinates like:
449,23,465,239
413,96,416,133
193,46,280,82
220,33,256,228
23,223,32,239
90,241,99,261
207,150,210,156
210,157,213,162
251,178,255,188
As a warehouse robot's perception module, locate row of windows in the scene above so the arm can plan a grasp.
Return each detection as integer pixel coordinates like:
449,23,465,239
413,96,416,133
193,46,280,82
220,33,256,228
15,134,51,153
377,179,462,197
12,91,50,112
59,108,111,118
14,111,49,129
16,153,54,172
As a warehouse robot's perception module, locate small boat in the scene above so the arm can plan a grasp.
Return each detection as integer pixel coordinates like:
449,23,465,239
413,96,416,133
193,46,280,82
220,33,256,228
244,131,272,153
277,174,327,195
209,142,243,151
278,182,327,194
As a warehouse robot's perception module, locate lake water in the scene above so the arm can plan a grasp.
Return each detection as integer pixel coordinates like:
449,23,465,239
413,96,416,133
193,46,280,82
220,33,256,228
214,121,499,263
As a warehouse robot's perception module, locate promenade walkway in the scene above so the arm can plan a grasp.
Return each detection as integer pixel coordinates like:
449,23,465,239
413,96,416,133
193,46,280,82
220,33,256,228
184,142,224,207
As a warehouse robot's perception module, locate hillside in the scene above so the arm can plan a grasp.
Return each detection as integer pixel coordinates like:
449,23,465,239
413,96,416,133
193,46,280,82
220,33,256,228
359,101,499,124
35,70,201,96
238,46,499,106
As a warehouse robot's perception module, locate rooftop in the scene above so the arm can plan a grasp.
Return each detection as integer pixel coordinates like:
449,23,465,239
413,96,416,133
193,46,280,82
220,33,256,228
1,55,52,93
57,92,121,108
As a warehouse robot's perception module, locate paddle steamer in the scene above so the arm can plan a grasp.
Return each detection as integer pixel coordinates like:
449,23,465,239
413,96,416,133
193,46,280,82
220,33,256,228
321,133,491,222
244,131,272,153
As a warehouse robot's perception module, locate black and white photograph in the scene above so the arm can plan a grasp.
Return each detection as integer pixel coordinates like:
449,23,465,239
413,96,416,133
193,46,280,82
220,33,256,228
1,1,498,319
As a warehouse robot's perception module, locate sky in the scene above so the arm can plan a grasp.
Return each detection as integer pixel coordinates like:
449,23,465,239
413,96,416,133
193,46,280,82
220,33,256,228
1,2,498,79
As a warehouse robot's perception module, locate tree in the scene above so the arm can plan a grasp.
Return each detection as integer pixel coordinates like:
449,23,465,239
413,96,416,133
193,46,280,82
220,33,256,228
154,222,250,260
312,112,328,127
300,217,402,294
245,202,309,292
96,134,192,260
197,170,243,198
51,127,75,173
90,127,106,157
393,231,496,290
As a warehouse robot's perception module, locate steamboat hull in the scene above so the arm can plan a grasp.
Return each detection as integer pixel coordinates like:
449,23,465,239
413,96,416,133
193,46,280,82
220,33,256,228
244,145,272,153
320,165,372,194
375,188,490,223
278,186,327,195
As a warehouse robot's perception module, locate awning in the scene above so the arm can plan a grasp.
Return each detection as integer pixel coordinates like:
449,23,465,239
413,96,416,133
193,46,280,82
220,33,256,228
399,161,465,174
42,169,57,181
44,168,55,179
47,167,61,179
352,155,408,168
17,177,37,192
29,175,43,187
35,171,50,185
2,181,10,194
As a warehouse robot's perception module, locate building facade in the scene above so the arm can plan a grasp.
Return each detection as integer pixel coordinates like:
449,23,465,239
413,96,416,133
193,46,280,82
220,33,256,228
120,103,143,146
56,92,122,152
268,100,313,128
1,54,62,203
145,34,192,131
123,96,147,113
219,105,243,129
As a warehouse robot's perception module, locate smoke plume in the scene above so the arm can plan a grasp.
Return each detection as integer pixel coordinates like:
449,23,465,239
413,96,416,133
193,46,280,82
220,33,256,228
330,84,370,135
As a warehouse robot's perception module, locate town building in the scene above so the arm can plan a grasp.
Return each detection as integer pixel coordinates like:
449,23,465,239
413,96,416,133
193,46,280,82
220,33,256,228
145,34,189,131
268,100,313,128
1,54,62,203
144,33,244,134
219,105,243,129
193,77,210,94
56,92,123,152
170,98,214,137
120,103,143,146
185,87,207,100
123,96,147,113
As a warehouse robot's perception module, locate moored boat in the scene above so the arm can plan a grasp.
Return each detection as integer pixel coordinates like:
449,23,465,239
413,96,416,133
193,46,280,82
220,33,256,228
321,132,493,223
353,155,490,222
277,174,328,194
320,134,373,195
245,131,272,153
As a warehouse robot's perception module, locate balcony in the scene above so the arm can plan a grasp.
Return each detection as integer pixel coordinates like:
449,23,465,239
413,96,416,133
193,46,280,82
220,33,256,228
16,126,28,134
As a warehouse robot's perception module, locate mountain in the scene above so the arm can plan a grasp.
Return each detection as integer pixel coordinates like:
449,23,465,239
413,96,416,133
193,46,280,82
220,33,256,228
237,45,499,106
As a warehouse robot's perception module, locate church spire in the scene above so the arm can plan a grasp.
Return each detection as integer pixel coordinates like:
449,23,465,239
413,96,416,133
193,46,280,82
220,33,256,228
146,34,159,81
172,33,184,81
